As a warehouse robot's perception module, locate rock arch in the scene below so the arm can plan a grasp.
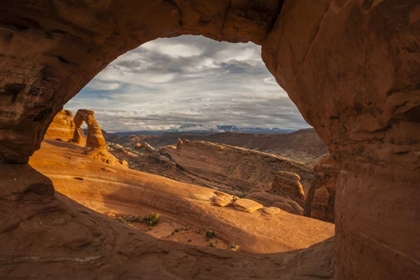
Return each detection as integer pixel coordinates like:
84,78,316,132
0,1,419,279
72,109,106,148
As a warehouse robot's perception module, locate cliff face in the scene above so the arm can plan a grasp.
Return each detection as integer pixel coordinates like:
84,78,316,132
0,1,419,279
305,156,337,223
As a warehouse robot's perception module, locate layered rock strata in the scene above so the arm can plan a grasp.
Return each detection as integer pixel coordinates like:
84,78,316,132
44,110,75,141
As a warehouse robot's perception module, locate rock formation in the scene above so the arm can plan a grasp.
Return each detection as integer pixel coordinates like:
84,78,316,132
0,1,418,279
161,140,314,196
118,128,329,164
305,156,337,223
70,109,121,165
72,109,106,148
269,171,306,207
44,109,75,141
113,139,312,216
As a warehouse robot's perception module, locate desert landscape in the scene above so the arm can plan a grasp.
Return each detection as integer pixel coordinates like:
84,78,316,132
0,1,419,280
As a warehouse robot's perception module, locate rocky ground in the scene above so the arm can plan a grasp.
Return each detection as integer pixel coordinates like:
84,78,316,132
108,128,328,165
29,139,334,254
0,138,337,278
109,140,312,215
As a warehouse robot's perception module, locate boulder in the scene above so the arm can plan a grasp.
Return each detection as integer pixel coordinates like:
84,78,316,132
233,199,263,213
213,196,233,207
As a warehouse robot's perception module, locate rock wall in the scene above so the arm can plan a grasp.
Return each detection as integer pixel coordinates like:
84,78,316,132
44,110,75,141
0,0,419,279
262,1,420,278
305,156,337,223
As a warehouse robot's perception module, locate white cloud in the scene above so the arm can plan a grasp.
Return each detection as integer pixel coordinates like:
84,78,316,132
65,35,310,132
141,41,204,58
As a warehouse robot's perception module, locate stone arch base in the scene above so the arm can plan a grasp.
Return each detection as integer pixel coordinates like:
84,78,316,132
0,0,419,279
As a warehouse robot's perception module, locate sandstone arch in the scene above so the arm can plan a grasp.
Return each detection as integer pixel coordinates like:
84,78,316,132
71,109,106,148
0,1,419,279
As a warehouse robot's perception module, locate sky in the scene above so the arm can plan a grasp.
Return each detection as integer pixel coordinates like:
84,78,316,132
65,35,310,133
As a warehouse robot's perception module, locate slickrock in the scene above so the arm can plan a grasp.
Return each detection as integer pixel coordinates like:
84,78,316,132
161,140,314,195
115,140,314,214
44,110,75,141
118,128,329,164
306,156,337,223
263,207,282,215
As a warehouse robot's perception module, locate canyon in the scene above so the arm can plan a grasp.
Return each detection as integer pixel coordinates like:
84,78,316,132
0,1,419,279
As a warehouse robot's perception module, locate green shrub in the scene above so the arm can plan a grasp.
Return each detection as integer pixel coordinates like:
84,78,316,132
205,230,216,240
143,212,160,226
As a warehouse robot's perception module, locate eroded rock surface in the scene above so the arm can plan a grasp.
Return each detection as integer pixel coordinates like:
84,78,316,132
72,109,106,148
44,110,75,141
0,0,419,279
110,128,329,164
306,156,337,223
111,139,314,215
269,171,306,207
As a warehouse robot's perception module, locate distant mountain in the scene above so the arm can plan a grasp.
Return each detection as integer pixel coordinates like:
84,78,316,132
111,125,296,136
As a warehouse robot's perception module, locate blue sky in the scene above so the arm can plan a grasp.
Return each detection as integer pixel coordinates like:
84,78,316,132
65,35,310,132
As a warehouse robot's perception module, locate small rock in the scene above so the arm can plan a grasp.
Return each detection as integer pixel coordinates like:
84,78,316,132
233,199,263,213
213,196,232,207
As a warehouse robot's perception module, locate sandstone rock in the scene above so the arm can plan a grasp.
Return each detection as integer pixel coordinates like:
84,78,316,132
273,201,304,216
176,138,183,150
160,140,313,196
233,199,263,213
72,109,106,148
191,193,213,202
305,156,337,223
213,196,233,207
263,207,281,215
246,191,304,215
269,171,306,207
45,110,76,141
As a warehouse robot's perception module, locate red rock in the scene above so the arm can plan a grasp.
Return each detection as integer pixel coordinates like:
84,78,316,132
0,1,418,279
305,156,337,223
44,110,75,141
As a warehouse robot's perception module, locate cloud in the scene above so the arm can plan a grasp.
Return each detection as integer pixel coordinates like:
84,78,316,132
65,35,310,132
